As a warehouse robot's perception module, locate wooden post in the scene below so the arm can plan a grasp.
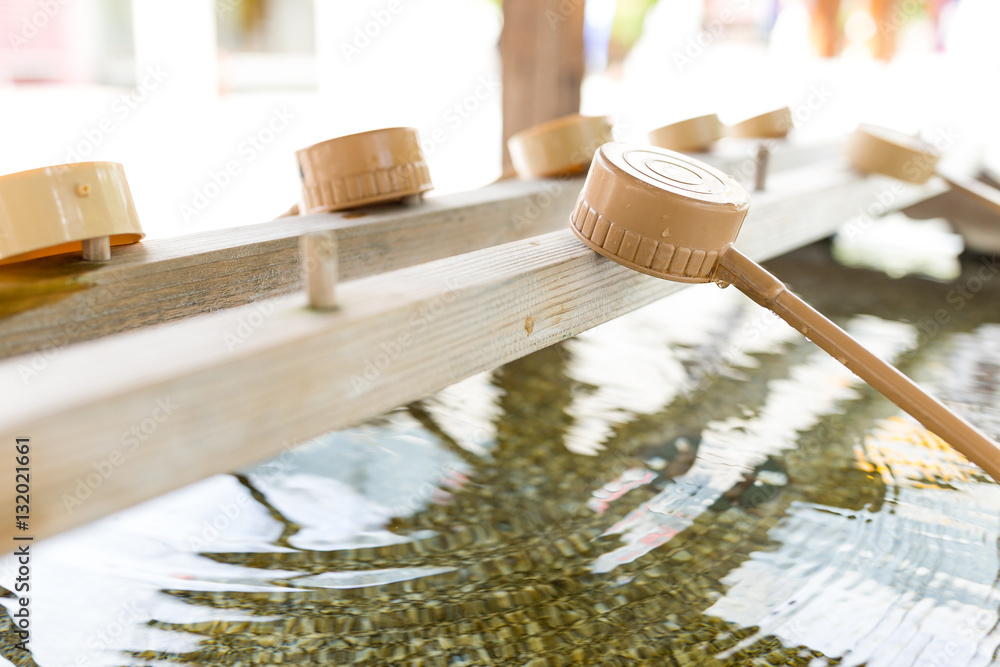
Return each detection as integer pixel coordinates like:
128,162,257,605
811,0,841,58
500,0,586,172
810,0,904,60
871,0,899,61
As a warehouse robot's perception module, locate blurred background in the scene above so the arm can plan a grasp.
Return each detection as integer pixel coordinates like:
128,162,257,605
0,0,999,238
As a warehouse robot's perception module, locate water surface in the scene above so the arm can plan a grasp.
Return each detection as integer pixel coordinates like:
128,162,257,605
3,242,999,666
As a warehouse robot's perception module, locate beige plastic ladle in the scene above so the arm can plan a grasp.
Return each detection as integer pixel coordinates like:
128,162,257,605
647,114,726,153
0,161,144,264
649,108,791,191
570,142,1000,483
508,114,614,179
726,107,794,140
848,123,1000,217
648,107,793,153
295,127,434,215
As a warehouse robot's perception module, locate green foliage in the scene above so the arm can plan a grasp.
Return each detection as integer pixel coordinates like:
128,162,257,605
612,0,659,49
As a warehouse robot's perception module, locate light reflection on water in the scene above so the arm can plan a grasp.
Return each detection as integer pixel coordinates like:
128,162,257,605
591,315,918,575
832,214,964,281
3,244,999,666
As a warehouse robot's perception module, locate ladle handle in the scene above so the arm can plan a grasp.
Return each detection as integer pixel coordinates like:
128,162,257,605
938,173,1000,218
715,245,1000,483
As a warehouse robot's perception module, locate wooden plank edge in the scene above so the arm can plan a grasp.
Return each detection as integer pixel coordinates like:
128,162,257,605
0,176,584,360
0,143,849,361
0,165,941,542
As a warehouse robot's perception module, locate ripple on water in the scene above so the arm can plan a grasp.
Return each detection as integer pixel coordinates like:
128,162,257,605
4,248,1000,667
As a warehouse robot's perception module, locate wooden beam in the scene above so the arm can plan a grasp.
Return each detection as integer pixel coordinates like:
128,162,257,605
0,164,942,542
0,142,842,360
500,0,586,171
0,178,581,360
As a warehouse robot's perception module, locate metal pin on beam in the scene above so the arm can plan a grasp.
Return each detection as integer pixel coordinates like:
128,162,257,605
754,143,771,191
400,193,424,207
81,236,112,262
300,230,338,310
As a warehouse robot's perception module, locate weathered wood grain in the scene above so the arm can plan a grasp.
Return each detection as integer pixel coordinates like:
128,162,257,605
0,164,942,542
0,142,844,360
0,178,581,360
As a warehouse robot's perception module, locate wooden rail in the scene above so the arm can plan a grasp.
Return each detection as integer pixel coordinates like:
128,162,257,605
0,142,841,360
0,178,580,360
0,161,941,542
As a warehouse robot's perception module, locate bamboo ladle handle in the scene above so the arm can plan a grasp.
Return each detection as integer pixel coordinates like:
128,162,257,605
938,172,1000,218
715,245,1000,481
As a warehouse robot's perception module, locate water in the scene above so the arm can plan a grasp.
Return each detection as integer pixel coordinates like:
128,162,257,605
2,242,999,666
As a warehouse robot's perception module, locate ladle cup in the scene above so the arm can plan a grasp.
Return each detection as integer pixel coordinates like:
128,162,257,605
508,114,614,179
648,108,792,191
294,127,433,215
0,162,144,265
648,107,792,153
848,123,1000,217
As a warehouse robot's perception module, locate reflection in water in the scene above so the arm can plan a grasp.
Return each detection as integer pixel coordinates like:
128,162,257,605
832,214,964,281
413,374,504,459
591,315,917,574
1,245,999,666
709,325,1000,666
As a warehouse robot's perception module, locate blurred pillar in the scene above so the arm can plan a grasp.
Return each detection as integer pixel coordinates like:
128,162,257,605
871,0,898,61
811,0,840,57
500,0,586,172
131,0,218,100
